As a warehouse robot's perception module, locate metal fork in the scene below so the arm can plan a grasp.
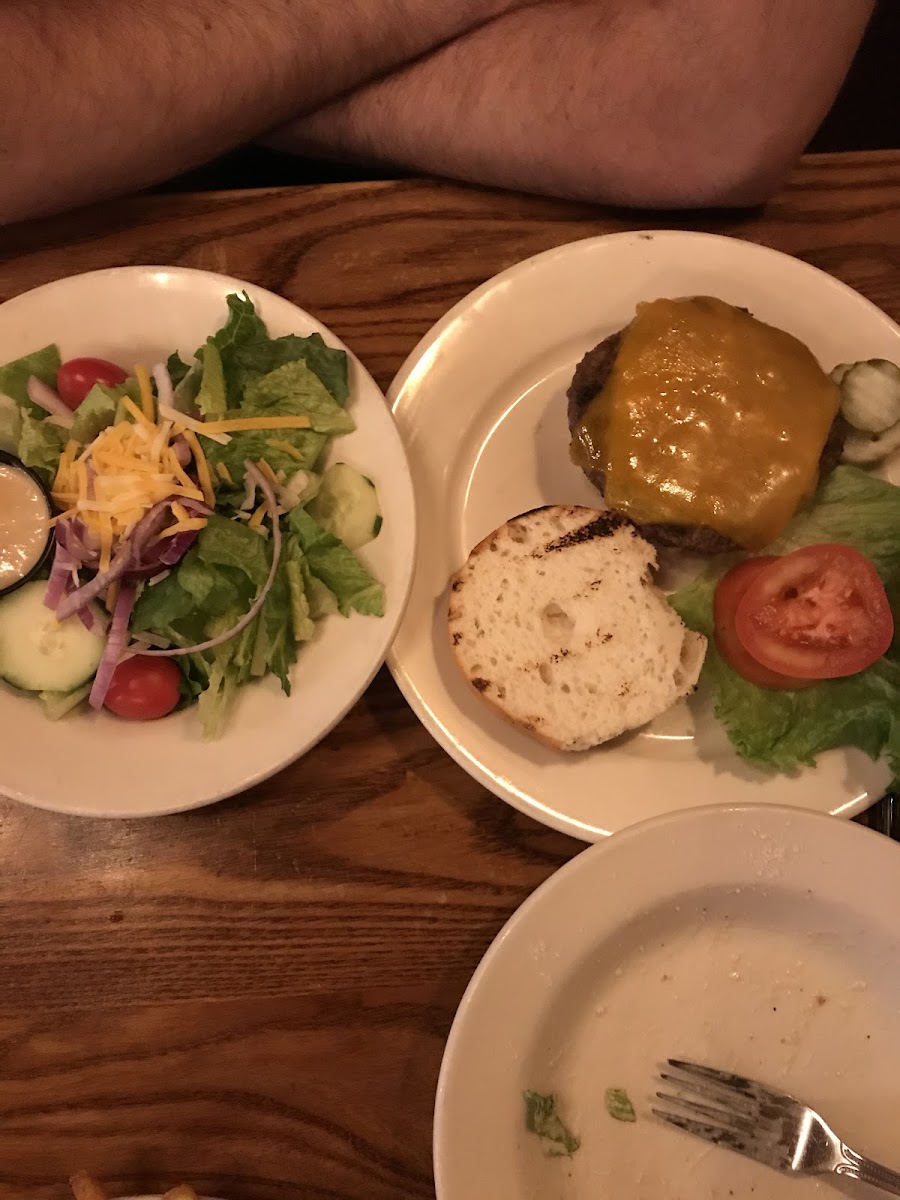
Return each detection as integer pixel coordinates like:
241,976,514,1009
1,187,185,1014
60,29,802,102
654,1059,900,1195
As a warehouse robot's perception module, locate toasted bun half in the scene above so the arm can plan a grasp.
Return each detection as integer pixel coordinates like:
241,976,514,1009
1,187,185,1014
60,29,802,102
448,506,706,751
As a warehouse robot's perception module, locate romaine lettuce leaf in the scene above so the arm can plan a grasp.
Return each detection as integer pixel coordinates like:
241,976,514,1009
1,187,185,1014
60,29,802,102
205,292,350,407
194,512,270,588
203,358,352,494
0,394,22,453
243,360,354,435
17,413,67,482
131,515,312,736
205,429,327,496
284,537,316,642
196,340,227,419
0,344,61,415
166,352,192,389
289,508,383,617
70,383,120,445
669,466,900,784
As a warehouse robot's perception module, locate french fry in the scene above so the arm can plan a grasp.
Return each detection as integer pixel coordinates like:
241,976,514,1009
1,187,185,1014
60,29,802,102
69,1174,109,1200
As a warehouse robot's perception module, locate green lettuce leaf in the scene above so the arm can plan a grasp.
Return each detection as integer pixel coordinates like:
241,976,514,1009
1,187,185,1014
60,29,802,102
70,383,120,445
0,344,61,414
17,414,67,482
250,552,298,693
205,292,350,407
202,358,353,494
131,516,310,736
284,536,316,642
194,512,269,587
131,516,265,640
0,394,22,453
196,340,227,419
166,352,192,389
289,508,383,617
243,360,355,435
669,467,900,783
206,429,327,497
769,466,900,579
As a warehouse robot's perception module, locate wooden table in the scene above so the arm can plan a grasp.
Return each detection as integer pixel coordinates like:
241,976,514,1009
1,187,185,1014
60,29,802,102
0,150,898,1200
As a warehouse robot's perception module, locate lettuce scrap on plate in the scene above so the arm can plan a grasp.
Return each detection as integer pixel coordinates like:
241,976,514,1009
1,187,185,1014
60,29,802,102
670,467,900,784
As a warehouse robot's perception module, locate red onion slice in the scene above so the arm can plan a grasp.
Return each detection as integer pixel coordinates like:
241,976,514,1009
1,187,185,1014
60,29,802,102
157,528,200,567
240,471,258,511
56,542,131,621
27,375,74,427
89,583,136,710
125,497,210,579
172,435,192,467
130,500,178,562
56,519,98,567
141,461,281,658
44,540,77,611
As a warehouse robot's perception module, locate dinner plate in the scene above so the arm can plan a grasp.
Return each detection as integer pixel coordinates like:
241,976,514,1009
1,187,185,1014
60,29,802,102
434,803,900,1200
0,267,416,817
388,230,899,841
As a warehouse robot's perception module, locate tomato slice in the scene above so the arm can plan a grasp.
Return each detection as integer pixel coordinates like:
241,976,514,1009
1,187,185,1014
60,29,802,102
714,558,814,690
735,544,894,680
104,655,182,720
57,357,128,410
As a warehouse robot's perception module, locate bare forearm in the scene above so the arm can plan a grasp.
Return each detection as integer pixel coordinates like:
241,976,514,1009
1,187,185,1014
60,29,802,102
0,0,531,224
267,0,873,208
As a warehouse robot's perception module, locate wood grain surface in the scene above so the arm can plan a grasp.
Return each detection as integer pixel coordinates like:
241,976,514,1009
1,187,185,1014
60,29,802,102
0,151,898,1199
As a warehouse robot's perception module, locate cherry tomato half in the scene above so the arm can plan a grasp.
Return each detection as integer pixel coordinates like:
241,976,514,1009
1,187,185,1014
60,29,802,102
57,357,128,410
734,544,894,680
713,558,814,690
104,655,182,720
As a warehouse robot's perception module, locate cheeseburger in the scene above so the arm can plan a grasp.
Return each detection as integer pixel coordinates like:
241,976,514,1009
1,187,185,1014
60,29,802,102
567,296,846,554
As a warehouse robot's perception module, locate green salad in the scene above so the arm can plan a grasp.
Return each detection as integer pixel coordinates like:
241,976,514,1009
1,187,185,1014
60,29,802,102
0,293,384,736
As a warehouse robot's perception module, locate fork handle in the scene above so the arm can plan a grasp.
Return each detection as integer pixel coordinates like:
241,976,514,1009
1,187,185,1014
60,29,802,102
838,1147,900,1196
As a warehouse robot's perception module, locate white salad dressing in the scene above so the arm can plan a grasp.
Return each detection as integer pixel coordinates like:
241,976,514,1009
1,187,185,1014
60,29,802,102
0,461,50,591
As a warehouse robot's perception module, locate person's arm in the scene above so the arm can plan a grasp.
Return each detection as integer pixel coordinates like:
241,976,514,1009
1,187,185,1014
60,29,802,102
0,0,534,225
265,0,874,209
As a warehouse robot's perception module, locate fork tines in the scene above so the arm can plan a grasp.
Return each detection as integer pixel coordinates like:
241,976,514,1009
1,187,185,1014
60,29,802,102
652,1059,780,1163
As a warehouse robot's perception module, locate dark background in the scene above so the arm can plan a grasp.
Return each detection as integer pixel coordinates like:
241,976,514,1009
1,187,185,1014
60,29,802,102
154,0,899,197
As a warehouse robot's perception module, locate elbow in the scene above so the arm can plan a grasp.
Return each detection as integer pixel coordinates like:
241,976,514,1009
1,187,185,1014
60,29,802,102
569,125,800,212
664,134,797,210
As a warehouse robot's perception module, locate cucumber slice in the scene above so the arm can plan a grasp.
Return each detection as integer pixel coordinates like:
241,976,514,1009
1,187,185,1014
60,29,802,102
306,462,382,551
40,683,92,719
838,359,900,434
0,580,104,693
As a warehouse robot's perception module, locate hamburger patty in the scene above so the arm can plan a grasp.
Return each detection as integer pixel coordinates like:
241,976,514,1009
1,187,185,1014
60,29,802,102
566,330,848,556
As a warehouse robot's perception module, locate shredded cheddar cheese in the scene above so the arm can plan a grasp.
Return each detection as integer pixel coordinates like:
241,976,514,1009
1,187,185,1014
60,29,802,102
135,363,155,422
51,412,210,556
267,438,304,462
206,415,311,433
256,458,280,489
182,430,216,508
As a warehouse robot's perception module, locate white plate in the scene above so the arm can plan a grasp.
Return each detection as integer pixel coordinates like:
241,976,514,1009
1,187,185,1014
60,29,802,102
434,803,900,1200
0,267,416,817
388,230,899,841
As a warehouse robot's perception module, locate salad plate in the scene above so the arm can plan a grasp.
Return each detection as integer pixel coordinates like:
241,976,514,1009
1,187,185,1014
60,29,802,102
388,230,900,841
0,266,415,817
434,803,900,1200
